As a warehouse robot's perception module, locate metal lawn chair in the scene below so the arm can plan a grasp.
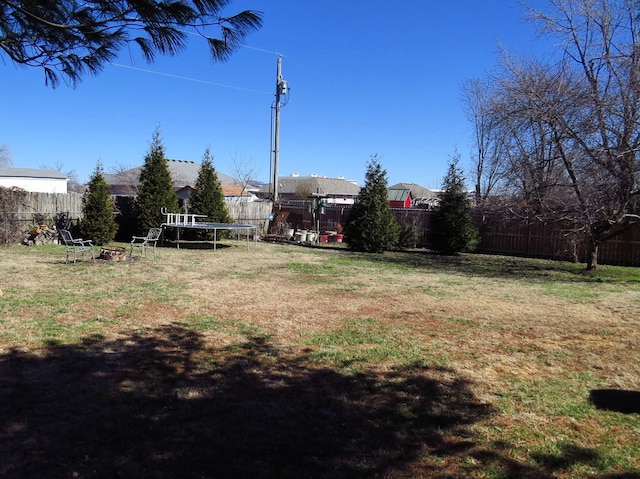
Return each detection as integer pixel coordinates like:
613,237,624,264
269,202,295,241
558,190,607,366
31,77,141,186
59,229,95,264
130,228,162,259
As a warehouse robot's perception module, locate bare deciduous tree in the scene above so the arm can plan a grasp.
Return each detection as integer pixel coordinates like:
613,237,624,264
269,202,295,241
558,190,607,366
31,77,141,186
0,145,12,167
108,161,140,196
461,78,506,212
470,0,640,269
230,152,261,205
41,161,84,192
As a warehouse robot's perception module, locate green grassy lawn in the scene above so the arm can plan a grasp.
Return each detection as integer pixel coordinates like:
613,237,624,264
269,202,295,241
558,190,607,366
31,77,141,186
0,241,639,478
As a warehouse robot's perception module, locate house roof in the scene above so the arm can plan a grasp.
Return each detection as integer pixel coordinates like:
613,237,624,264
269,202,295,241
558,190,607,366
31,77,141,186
261,175,361,197
0,166,67,180
222,185,251,197
388,188,411,202
389,182,437,200
103,159,237,188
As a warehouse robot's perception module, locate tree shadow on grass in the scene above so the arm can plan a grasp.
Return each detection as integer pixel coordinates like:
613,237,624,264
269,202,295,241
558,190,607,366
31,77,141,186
161,240,232,250
529,443,640,479
342,249,636,284
0,325,628,478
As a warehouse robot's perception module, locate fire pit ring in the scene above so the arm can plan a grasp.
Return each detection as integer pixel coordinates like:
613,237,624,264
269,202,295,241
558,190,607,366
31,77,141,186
99,246,128,261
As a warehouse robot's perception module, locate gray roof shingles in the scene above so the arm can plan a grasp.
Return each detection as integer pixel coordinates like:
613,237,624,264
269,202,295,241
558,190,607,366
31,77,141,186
263,176,361,196
103,159,237,188
0,167,67,180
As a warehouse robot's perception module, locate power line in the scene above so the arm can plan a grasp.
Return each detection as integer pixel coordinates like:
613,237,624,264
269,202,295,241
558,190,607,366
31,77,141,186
109,62,272,95
241,44,283,56
175,28,282,57
175,28,283,57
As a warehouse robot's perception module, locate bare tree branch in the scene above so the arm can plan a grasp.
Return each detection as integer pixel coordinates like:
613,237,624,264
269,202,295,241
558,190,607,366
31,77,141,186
0,145,13,167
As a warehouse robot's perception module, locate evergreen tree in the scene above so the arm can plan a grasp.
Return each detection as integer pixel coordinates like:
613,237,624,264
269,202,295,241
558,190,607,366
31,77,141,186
190,148,231,223
80,163,117,245
396,221,419,250
132,128,179,234
431,159,479,255
344,156,399,253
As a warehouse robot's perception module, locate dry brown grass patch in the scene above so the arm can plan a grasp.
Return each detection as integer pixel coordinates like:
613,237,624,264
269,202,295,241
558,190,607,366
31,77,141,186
0,242,638,478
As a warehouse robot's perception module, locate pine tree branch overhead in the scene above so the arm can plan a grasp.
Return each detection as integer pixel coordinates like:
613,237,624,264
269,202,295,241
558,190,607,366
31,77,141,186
0,0,263,87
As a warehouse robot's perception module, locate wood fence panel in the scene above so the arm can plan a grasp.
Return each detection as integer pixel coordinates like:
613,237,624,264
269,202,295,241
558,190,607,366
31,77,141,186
21,192,83,216
272,200,640,266
226,201,273,236
5,192,635,265
1,191,84,242
271,202,435,245
482,220,640,266
271,201,349,233
599,229,640,266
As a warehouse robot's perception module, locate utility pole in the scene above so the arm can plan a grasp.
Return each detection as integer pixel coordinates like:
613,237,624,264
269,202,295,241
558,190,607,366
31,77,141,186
272,55,287,203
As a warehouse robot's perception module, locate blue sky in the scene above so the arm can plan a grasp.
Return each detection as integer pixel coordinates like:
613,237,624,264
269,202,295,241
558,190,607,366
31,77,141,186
1,1,549,187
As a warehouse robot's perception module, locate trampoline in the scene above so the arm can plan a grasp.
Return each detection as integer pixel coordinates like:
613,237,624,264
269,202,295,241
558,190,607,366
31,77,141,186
161,211,258,250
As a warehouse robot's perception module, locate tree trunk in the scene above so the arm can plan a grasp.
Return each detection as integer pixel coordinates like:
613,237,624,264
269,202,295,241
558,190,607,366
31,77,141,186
586,237,598,271
587,215,640,270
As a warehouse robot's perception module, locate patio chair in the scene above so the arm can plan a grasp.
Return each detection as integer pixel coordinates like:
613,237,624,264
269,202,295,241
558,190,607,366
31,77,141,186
59,229,95,264
130,228,162,259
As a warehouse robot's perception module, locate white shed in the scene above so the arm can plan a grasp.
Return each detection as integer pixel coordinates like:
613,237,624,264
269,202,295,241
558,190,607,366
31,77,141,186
0,167,68,193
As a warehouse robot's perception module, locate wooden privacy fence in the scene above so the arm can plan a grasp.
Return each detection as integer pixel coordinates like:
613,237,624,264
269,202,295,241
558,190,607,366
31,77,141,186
480,219,640,267
271,200,640,266
0,190,84,242
226,201,273,236
271,201,434,245
1,190,83,216
271,201,351,234
599,230,640,266
2,190,638,266
112,197,274,241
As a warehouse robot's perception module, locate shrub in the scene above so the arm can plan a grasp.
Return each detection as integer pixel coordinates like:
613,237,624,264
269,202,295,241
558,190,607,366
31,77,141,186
344,156,399,253
81,163,117,245
431,159,479,254
397,222,418,250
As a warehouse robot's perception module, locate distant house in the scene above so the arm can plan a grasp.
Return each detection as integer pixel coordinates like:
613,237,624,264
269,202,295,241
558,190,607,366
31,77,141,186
388,188,412,208
259,174,361,204
103,159,238,197
0,167,68,193
222,185,258,203
389,182,439,209
175,185,196,202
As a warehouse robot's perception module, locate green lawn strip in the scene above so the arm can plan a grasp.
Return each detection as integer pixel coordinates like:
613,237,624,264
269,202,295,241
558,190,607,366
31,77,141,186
303,317,447,373
490,373,640,476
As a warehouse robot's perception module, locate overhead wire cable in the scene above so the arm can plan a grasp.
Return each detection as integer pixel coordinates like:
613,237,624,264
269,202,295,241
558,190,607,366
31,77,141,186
109,62,272,95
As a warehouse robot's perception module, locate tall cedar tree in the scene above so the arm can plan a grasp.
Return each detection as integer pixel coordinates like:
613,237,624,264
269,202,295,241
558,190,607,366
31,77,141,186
431,160,479,255
132,129,179,234
344,156,399,253
190,148,231,223
80,163,117,245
